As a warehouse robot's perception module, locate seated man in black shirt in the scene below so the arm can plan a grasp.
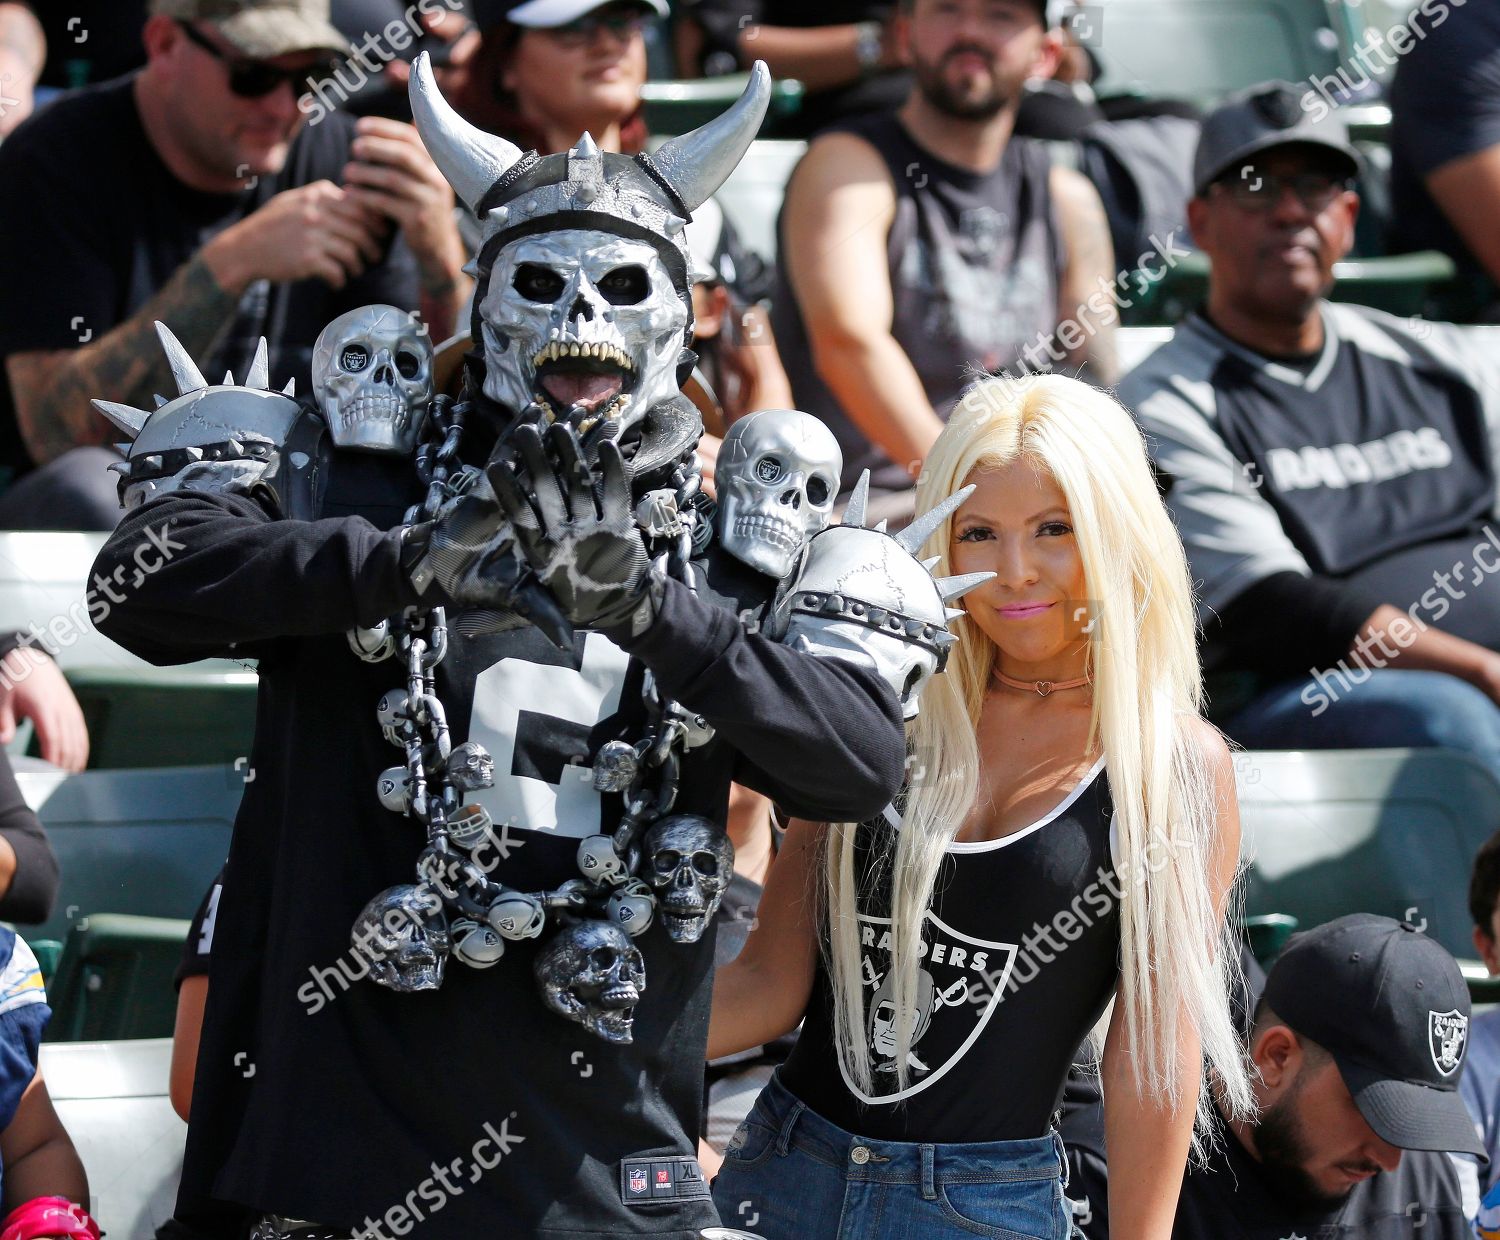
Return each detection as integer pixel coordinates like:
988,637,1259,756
1064,915,1479,1239
1120,81,1500,777
0,0,470,530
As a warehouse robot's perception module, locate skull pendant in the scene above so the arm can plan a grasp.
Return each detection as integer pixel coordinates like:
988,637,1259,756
446,741,496,793
534,919,647,1044
591,739,640,793
644,814,735,944
350,884,450,992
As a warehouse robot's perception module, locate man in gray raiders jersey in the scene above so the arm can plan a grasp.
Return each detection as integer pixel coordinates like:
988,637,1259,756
1118,80,1500,782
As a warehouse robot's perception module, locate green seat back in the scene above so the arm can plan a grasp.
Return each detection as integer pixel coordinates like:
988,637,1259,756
18,765,237,943
1237,748,1500,960
641,74,803,136
45,914,191,1042
1087,0,1360,108
60,665,258,770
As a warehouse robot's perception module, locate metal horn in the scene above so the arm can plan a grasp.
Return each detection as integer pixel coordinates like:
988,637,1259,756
650,61,771,213
408,51,526,212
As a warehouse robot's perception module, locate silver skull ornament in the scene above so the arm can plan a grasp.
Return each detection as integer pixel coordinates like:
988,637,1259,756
534,920,646,1044
477,231,687,440
312,305,433,455
350,884,450,992
446,741,495,793
717,409,842,580
644,814,734,944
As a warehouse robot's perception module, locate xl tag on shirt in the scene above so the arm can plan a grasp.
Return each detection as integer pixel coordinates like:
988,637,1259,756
619,1155,710,1205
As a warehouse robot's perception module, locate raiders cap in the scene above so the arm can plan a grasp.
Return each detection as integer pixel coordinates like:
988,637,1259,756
1264,913,1486,1160
1192,79,1361,196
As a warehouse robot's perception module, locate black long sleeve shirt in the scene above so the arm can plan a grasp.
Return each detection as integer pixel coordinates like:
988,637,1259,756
92,450,904,1239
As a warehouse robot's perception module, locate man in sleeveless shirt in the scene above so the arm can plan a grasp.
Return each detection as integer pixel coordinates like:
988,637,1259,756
772,0,1117,522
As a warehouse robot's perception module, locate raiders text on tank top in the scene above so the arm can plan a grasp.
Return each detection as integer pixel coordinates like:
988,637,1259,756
773,113,1065,498
780,756,1120,1143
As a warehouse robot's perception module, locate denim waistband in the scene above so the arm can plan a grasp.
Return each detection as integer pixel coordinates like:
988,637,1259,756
747,1071,1065,1192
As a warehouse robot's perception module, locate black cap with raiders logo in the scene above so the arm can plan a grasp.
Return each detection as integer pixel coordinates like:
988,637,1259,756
1263,912,1486,1161
1192,79,1362,196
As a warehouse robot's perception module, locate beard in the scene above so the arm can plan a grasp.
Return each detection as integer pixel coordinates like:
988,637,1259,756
910,45,1017,120
1251,1093,1356,1214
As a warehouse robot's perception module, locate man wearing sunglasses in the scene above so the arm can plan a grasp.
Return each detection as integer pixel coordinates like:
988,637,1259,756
1121,81,1500,784
0,0,469,531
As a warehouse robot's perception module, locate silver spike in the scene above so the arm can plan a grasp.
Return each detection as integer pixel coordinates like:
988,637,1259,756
921,556,941,571
650,61,771,213
895,484,977,554
282,378,296,397
223,370,235,385
408,51,525,212
247,338,270,390
843,470,871,529
92,399,150,437
945,608,966,622
937,571,994,601
113,443,132,456
153,321,208,396
152,394,169,409
570,131,601,161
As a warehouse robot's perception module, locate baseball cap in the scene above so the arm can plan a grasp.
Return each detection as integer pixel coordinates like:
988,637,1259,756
150,0,351,59
1192,79,1360,197
1263,913,1486,1160
503,0,670,28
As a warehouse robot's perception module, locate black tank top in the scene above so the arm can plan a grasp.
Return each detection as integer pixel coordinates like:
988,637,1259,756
774,113,1065,499
780,757,1120,1143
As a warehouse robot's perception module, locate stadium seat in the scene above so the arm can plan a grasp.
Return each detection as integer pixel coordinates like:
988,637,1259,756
641,74,804,137
1236,748,1500,962
62,665,258,770
714,138,807,263
1087,0,1364,109
17,765,237,943
45,914,191,1042
40,1037,186,1235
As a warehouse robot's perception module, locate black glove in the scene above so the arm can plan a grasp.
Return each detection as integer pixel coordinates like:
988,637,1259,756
402,475,574,647
488,423,654,635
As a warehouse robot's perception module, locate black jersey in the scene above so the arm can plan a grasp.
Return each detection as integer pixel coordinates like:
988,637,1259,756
780,757,1119,1143
92,441,905,1239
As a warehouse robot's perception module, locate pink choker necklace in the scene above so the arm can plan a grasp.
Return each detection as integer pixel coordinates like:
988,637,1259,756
993,669,1090,698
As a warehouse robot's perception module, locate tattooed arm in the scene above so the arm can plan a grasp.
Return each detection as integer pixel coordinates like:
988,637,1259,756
1050,164,1119,386
0,4,43,138
4,255,239,466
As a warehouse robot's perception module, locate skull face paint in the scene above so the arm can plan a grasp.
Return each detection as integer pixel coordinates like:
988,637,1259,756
312,305,433,455
644,815,734,944
534,920,646,1044
477,231,687,440
350,884,450,992
717,409,842,580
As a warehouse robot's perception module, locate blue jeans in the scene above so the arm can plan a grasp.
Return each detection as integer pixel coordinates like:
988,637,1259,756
710,1072,1072,1240
1222,669,1500,790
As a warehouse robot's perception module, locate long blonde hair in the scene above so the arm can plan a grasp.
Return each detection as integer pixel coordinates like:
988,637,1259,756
824,372,1252,1134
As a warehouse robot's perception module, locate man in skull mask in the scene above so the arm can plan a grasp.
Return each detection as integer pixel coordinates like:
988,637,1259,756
91,55,906,1240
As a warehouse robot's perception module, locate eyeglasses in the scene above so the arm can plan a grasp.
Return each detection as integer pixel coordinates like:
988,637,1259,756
1211,170,1354,213
546,10,655,49
177,21,335,99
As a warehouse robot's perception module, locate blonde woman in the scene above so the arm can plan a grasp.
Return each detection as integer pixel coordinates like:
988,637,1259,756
708,373,1252,1239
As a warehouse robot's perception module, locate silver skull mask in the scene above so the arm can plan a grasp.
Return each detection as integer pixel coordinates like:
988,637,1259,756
351,884,450,992
717,409,841,580
779,474,994,721
644,814,734,944
477,231,687,441
534,920,646,1044
312,305,433,455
